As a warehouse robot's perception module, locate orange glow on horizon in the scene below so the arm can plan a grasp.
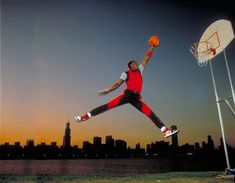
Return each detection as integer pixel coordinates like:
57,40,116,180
1,115,235,149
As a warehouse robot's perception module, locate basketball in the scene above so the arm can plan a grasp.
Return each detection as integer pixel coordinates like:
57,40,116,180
148,35,160,47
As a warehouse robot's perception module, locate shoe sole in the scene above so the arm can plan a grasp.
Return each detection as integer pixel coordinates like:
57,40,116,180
74,116,82,123
164,130,179,138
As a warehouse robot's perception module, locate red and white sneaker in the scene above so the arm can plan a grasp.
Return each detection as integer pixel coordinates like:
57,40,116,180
163,128,179,138
74,113,91,123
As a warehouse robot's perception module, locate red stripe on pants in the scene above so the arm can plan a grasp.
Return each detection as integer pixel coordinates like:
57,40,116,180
140,100,152,117
107,94,125,109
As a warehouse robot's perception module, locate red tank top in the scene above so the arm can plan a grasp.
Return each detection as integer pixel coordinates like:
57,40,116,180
125,69,143,93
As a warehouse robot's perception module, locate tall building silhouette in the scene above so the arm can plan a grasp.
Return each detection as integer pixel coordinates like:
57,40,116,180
207,135,215,151
26,140,34,147
51,142,57,147
136,142,140,149
105,135,114,148
93,137,102,146
195,142,200,152
63,121,71,147
171,125,178,148
105,136,114,157
14,142,21,147
115,139,127,150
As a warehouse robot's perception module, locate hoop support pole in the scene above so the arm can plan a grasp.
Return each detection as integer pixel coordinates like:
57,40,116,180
223,49,235,106
224,100,235,118
209,60,231,170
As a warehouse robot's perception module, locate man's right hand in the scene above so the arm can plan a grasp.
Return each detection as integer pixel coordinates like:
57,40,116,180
98,88,110,96
98,79,124,96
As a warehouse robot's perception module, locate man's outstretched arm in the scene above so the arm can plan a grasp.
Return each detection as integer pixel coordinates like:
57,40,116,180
141,45,154,68
98,79,124,95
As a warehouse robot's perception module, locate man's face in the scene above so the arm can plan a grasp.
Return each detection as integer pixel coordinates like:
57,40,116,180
130,61,138,71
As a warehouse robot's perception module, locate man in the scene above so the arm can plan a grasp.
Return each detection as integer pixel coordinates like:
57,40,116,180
75,44,179,138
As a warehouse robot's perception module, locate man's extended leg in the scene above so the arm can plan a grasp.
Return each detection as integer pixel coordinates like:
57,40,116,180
90,93,129,116
75,93,129,122
130,98,179,138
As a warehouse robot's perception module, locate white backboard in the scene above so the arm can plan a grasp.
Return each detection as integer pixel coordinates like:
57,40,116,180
197,19,234,64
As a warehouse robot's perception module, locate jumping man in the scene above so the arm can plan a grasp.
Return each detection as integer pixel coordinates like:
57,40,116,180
75,44,179,138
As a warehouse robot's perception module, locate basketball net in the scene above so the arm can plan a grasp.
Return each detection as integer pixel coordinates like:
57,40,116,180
190,41,216,67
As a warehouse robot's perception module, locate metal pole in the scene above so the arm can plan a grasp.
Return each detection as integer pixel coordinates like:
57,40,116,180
224,100,235,118
223,49,235,106
209,60,231,170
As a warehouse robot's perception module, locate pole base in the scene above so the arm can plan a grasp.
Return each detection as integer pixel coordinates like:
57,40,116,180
216,168,235,180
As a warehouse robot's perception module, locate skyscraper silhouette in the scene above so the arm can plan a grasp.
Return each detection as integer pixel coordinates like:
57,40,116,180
62,121,71,147
207,135,215,151
115,140,127,150
26,140,34,147
93,137,102,146
171,125,178,148
105,135,114,148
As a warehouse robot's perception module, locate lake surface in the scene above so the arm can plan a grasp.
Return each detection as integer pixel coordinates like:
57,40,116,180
0,158,226,175
0,159,172,175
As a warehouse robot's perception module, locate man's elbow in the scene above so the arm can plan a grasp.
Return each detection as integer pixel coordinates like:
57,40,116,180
116,83,122,88
117,80,123,87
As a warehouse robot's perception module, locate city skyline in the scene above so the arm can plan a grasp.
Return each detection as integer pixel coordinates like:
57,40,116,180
1,122,233,151
1,128,234,162
1,135,231,152
1,1,235,149
1,134,231,150
1,118,234,148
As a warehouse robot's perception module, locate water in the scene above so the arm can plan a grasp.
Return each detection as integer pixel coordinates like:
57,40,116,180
0,158,226,175
0,159,172,175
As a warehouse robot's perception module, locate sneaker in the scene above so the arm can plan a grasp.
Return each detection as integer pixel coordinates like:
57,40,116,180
163,128,179,138
74,113,91,122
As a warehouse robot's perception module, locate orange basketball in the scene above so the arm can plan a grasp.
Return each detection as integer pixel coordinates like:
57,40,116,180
148,35,160,47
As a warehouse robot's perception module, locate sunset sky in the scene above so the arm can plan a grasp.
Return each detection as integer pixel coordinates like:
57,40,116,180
1,0,235,148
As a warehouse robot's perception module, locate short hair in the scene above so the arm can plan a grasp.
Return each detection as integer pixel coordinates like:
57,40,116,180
128,60,136,69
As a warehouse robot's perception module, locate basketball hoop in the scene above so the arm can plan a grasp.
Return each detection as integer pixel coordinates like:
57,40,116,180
189,20,235,174
190,41,217,67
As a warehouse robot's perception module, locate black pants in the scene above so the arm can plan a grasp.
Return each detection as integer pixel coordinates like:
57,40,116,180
90,90,165,129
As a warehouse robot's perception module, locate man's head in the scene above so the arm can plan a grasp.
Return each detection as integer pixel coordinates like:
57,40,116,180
128,60,138,71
